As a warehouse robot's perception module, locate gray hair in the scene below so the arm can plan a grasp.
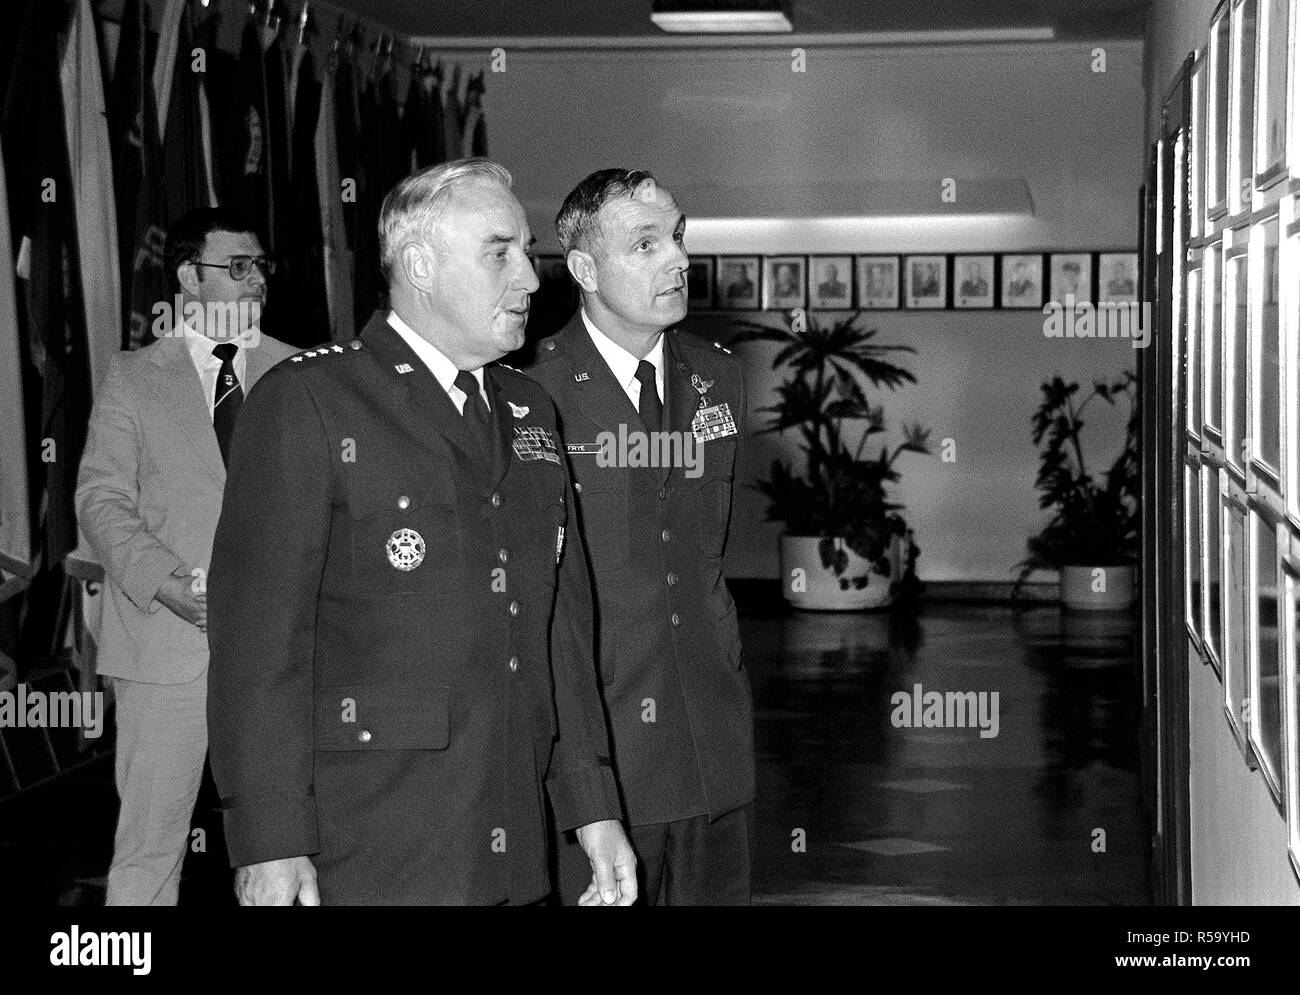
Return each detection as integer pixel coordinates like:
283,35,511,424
378,157,514,283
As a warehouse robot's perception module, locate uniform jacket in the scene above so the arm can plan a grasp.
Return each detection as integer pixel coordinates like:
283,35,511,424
525,313,755,826
206,311,621,905
75,330,296,684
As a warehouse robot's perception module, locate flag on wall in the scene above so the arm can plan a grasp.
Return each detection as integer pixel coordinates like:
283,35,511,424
0,132,33,578
317,54,353,341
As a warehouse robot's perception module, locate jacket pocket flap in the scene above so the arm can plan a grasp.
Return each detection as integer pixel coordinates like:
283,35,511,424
314,686,451,751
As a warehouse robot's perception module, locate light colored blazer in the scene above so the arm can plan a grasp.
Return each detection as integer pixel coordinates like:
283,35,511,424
76,331,297,684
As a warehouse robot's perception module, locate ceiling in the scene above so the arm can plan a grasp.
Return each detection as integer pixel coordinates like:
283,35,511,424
349,0,1150,40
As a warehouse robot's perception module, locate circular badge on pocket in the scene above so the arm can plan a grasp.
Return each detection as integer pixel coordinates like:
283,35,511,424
386,528,426,571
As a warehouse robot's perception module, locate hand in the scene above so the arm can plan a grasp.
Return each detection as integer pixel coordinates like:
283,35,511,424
574,819,637,906
155,571,207,631
234,856,320,906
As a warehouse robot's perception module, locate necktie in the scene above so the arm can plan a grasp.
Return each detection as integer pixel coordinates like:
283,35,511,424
212,342,242,466
454,369,491,452
635,359,662,434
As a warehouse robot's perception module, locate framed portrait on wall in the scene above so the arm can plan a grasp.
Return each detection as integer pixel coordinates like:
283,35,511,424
856,256,899,309
903,255,947,309
1228,0,1259,215
1098,252,1140,304
1048,253,1093,304
1254,0,1290,186
953,255,994,308
763,256,806,310
1208,5,1231,219
686,257,715,310
809,255,853,309
1000,254,1043,308
716,256,760,310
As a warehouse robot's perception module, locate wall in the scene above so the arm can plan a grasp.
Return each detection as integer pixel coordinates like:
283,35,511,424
473,39,1145,580
1145,0,1300,906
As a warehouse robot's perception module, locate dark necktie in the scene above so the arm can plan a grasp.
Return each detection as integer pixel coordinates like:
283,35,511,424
212,342,242,466
635,359,662,433
454,369,491,452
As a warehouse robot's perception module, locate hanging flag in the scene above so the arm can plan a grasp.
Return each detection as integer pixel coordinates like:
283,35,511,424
333,44,360,251
160,1,211,226
108,0,145,347
317,52,353,341
426,61,446,165
461,71,488,158
230,16,272,243
1,0,92,567
152,0,185,142
60,0,121,397
441,63,463,164
288,43,327,347
0,132,33,579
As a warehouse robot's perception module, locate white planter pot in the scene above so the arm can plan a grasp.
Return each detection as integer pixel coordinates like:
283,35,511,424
1059,564,1136,611
779,534,903,611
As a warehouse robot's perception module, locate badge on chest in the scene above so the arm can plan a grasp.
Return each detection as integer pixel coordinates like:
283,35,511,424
512,425,561,464
688,372,738,444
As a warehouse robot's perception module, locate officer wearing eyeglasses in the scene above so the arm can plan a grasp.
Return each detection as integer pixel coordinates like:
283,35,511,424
75,206,296,904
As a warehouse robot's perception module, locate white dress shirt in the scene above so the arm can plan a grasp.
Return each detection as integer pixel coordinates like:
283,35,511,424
580,308,664,412
387,309,489,413
182,322,248,419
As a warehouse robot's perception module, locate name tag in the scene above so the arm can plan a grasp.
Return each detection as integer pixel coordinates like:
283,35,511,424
691,402,738,443
513,426,561,464
566,443,603,455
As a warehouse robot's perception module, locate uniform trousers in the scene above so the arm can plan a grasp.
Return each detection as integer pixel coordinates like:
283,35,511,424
556,803,752,906
105,671,208,905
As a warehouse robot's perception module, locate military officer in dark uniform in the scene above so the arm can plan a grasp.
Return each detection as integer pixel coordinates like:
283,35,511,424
525,169,755,905
207,159,637,905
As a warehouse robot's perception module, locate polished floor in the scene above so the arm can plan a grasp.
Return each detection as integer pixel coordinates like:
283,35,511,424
0,601,1148,905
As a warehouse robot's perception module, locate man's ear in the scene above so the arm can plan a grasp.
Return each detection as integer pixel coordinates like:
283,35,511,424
567,249,598,294
401,242,436,294
176,261,200,297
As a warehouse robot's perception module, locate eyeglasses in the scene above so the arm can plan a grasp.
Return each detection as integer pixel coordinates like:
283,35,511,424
191,255,277,280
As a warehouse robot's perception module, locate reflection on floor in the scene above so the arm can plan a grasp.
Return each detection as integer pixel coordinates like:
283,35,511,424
748,603,1149,905
0,602,1148,906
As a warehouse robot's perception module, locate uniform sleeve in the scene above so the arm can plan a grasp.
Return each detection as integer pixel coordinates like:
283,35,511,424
74,356,183,613
207,367,332,867
544,409,624,832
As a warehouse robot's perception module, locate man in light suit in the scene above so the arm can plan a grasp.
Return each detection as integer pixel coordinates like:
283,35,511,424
75,207,295,905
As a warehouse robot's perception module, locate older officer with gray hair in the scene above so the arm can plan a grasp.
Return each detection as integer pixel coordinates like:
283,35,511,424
207,158,636,905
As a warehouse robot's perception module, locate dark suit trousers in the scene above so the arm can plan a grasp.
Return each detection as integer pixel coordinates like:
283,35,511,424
556,804,752,906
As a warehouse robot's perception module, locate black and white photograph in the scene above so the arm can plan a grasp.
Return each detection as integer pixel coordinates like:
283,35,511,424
855,255,900,309
717,255,761,310
903,254,947,308
809,255,853,309
953,254,994,308
1048,252,1094,304
1098,251,1140,303
763,255,806,310
0,0,1295,968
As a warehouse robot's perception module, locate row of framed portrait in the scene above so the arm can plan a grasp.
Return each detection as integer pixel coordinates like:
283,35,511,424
534,251,1140,313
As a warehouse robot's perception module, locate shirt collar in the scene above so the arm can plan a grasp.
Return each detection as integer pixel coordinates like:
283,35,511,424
580,308,664,394
386,309,483,396
181,316,250,365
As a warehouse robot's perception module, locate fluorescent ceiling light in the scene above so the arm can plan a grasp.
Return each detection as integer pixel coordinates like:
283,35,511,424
651,10,794,33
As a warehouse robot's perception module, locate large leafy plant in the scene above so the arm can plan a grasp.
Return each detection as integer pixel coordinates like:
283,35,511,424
732,310,930,596
1013,371,1139,592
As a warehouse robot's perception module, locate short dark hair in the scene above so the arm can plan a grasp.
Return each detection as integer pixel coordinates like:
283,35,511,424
164,206,263,286
554,168,658,256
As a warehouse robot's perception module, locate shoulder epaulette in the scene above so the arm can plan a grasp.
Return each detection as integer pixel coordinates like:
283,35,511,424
286,340,364,365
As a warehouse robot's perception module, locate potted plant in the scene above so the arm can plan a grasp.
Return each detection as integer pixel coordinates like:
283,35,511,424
1013,371,1139,610
732,310,931,611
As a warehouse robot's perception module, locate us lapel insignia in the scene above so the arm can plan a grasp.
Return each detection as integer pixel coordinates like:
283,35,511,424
574,372,590,382
507,401,530,418
394,363,414,374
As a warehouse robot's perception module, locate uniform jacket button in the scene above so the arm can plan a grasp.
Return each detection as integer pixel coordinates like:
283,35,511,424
397,495,410,510
662,528,671,542
499,548,509,562
671,613,681,626
659,489,667,500
508,656,519,672
509,600,520,616
667,572,678,585
491,492,502,508
358,729,372,743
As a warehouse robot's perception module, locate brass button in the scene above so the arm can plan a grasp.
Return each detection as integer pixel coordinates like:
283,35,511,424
545,341,556,351
499,548,509,562
349,340,362,351
509,601,520,616
667,572,678,586
662,528,671,542
358,729,372,743
671,613,681,626
509,656,519,672
659,489,667,500
575,482,583,493
397,495,410,510
491,492,502,508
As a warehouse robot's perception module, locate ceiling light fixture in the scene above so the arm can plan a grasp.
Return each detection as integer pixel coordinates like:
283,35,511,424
651,1,794,34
